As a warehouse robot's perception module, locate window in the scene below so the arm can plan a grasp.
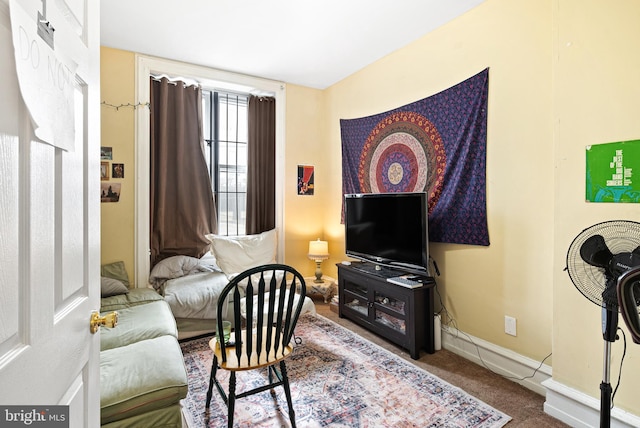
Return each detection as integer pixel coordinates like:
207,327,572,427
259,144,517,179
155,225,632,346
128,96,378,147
137,55,284,288
202,91,249,236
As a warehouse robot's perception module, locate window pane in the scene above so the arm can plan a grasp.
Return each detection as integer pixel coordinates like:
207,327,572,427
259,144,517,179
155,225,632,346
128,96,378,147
217,195,227,235
219,142,228,167
202,95,211,142
217,193,246,236
220,167,234,192
237,192,246,235
218,170,227,192
237,143,247,168
237,166,247,193
202,90,248,236
237,105,248,143
219,105,227,142
228,142,238,167
226,103,238,143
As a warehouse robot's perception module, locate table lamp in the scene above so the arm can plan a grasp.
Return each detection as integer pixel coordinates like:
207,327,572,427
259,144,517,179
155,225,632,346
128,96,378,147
308,239,329,283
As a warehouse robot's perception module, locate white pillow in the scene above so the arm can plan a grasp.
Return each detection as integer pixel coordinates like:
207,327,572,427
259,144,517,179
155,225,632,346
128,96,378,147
205,229,277,276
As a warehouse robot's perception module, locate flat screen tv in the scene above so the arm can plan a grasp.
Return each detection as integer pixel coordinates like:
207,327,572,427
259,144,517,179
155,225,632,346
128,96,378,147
344,192,430,276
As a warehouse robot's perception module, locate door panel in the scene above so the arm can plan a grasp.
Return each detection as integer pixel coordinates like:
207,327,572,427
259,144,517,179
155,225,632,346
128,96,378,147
59,84,86,303
0,1,22,360
0,142,20,351
0,0,100,426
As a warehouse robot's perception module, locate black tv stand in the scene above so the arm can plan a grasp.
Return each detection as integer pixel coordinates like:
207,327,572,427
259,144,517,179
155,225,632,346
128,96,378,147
337,262,435,359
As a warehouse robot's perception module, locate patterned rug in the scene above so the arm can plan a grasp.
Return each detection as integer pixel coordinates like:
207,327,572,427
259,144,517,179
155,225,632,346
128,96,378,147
180,314,511,427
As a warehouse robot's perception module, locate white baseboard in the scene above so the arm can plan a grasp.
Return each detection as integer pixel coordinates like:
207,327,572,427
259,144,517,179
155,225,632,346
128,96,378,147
441,325,640,427
542,378,640,428
441,325,552,396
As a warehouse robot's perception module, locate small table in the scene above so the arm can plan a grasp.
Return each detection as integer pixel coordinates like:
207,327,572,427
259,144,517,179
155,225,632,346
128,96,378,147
304,276,336,303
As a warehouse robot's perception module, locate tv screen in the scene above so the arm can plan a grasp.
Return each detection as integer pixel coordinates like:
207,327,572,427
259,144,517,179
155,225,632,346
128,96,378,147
344,192,430,276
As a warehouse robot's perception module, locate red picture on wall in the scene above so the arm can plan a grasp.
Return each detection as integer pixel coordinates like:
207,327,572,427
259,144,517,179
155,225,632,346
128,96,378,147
298,165,314,195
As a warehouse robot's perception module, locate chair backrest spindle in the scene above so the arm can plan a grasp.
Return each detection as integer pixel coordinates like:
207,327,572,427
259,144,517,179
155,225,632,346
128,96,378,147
215,264,307,367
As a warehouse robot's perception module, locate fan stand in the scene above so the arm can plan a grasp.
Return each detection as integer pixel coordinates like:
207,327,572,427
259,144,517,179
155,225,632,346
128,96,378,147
566,221,640,428
600,305,618,428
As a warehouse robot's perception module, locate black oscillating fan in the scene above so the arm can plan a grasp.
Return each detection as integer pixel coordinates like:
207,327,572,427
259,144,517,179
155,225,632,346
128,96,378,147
565,220,640,428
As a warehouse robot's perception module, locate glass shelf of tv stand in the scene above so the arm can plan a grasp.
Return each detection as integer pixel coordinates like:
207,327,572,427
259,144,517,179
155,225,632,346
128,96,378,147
342,293,407,334
373,291,406,333
374,310,406,333
342,280,408,334
343,295,368,316
343,281,368,298
374,292,405,314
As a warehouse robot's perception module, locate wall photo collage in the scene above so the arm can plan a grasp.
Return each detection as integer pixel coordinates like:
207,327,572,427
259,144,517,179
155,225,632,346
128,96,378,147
100,146,124,203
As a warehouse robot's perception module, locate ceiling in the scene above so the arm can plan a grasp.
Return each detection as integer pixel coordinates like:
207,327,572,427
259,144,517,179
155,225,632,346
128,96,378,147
100,1,485,90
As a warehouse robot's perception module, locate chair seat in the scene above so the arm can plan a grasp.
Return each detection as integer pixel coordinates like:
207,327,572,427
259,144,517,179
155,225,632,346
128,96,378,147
209,326,293,371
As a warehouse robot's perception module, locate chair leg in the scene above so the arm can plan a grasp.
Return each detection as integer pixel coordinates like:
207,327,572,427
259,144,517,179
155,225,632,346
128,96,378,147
227,371,236,428
205,356,219,412
280,361,296,428
267,366,277,397
268,365,274,383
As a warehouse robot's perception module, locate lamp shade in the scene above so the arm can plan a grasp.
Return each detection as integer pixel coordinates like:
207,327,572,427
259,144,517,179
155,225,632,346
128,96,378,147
308,239,329,260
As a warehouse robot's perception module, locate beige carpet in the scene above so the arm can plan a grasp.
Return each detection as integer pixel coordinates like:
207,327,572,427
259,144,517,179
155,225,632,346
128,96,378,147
315,298,568,428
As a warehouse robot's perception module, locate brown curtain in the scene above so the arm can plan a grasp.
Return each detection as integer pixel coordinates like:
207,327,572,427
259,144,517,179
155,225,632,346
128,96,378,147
150,77,217,267
246,95,276,234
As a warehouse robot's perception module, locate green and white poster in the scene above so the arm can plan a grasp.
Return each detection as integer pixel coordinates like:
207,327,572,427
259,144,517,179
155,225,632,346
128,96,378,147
586,139,640,203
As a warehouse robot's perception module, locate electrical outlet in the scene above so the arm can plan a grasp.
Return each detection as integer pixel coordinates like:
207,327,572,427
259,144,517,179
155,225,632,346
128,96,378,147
505,315,517,336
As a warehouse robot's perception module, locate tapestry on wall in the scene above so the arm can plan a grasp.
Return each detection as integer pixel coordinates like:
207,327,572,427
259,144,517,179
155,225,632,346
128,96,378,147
340,68,489,246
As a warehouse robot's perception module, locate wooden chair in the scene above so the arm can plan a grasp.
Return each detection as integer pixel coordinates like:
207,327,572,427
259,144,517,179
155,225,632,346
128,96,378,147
205,264,307,428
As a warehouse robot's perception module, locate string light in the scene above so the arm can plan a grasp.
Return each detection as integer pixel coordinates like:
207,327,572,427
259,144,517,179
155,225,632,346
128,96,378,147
101,101,150,111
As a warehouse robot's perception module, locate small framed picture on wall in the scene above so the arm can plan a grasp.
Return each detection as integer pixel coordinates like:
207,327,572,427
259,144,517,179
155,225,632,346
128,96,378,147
297,165,314,195
101,183,121,203
112,163,124,178
101,147,113,160
100,162,109,181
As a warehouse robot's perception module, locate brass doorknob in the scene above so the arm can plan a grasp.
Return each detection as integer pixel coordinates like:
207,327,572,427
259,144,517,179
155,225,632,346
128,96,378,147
90,311,118,334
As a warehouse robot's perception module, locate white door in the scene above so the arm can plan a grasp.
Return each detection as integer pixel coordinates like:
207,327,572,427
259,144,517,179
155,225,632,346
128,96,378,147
0,0,100,426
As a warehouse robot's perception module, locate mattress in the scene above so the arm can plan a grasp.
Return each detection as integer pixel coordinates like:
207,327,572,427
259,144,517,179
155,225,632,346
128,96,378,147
162,271,229,320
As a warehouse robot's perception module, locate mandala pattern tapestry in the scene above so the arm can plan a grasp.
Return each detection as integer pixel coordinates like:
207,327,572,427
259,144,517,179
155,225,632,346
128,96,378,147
340,68,490,246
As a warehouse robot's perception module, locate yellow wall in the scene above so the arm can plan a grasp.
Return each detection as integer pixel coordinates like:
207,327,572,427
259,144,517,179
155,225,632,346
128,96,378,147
100,0,640,416
100,47,136,284
282,85,332,275
324,0,554,361
552,0,640,413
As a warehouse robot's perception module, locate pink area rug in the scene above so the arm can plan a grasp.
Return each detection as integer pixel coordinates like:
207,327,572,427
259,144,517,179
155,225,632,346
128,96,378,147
180,314,511,427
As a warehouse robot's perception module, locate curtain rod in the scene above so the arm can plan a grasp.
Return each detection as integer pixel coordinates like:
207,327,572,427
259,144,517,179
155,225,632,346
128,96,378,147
150,74,275,98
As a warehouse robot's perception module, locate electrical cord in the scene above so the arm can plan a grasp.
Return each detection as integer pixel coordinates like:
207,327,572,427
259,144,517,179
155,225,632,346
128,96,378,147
434,285,552,382
432,272,629,403
611,327,627,409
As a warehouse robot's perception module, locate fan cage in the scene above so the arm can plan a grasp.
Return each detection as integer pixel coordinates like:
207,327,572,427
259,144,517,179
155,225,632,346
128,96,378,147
566,220,640,309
